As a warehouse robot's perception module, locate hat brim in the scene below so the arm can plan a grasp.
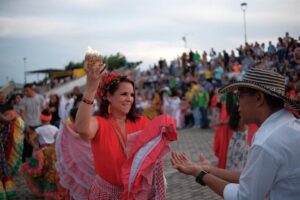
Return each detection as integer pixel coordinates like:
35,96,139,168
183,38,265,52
219,81,300,112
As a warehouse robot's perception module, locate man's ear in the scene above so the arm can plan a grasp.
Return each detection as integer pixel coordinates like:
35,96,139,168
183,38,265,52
256,91,265,107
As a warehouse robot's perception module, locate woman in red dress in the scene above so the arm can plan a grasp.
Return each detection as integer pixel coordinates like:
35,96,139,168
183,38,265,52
76,59,176,199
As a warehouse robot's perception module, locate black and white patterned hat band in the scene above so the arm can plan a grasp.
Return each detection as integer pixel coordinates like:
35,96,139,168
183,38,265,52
243,68,285,95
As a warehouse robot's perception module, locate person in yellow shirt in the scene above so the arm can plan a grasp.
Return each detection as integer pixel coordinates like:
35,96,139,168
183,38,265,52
143,93,162,120
204,65,214,82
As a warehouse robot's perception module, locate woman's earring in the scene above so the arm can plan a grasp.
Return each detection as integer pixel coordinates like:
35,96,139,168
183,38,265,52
108,104,112,114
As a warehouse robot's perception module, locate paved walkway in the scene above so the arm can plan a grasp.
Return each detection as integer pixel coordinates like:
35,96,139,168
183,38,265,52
14,128,222,200
164,128,221,200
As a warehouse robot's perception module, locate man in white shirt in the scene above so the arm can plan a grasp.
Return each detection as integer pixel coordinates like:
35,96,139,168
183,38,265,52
20,84,45,127
171,68,300,200
20,83,45,162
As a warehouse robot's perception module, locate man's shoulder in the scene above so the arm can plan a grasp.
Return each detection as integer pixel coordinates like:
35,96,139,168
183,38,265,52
35,94,45,101
252,116,300,152
23,94,43,101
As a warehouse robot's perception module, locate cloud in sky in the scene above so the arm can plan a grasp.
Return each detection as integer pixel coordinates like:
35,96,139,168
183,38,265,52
0,17,75,37
0,0,300,85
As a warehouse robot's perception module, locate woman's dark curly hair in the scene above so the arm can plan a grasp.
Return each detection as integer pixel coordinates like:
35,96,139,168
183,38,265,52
228,104,240,131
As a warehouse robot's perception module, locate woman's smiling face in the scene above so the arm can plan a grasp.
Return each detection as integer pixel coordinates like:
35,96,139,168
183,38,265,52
109,82,134,115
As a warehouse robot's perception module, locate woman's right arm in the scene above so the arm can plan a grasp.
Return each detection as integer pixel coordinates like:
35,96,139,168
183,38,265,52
76,61,106,140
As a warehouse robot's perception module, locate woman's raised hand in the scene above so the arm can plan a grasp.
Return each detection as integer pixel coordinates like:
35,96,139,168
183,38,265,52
83,46,106,91
83,61,106,88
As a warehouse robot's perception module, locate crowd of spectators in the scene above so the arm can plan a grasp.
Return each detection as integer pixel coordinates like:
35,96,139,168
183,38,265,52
135,32,300,129
2,32,300,131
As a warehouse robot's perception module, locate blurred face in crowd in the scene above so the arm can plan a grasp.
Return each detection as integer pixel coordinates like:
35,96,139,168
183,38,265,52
50,94,59,103
294,48,300,64
0,92,6,104
72,87,81,96
24,87,34,97
15,95,22,104
198,85,204,92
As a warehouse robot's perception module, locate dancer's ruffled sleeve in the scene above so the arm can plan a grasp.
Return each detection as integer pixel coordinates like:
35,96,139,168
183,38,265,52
55,123,95,200
121,114,177,200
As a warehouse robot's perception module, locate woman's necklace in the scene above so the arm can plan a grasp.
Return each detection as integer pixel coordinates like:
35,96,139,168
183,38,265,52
108,116,127,156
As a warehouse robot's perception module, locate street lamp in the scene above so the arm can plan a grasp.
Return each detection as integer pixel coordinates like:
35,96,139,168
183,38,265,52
240,2,248,44
23,57,27,84
182,36,187,52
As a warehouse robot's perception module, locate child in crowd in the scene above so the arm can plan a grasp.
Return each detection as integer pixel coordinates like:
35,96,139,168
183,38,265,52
22,108,59,199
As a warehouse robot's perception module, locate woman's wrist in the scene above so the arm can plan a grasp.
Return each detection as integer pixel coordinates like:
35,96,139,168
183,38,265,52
84,84,98,95
82,97,94,105
192,166,202,177
82,92,95,101
81,89,96,105
85,81,100,91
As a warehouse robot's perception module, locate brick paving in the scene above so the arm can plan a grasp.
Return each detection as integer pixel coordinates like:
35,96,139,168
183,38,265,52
14,128,222,200
164,128,222,200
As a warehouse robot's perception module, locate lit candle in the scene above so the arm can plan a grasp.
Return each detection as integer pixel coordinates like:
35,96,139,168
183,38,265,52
85,46,102,67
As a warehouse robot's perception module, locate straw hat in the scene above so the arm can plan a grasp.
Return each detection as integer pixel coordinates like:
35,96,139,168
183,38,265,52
219,68,300,111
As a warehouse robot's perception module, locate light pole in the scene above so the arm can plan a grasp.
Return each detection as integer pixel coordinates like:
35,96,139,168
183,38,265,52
240,2,247,44
23,57,27,84
182,36,187,52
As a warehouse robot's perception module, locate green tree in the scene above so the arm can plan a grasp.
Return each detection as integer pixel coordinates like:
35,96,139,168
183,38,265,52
104,53,127,71
127,61,143,68
64,52,142,71
65,61,84,70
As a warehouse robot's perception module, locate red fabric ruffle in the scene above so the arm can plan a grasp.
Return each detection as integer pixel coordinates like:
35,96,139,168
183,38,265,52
121,114,177,200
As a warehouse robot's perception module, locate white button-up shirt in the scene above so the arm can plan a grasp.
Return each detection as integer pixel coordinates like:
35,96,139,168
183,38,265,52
224,109,300,200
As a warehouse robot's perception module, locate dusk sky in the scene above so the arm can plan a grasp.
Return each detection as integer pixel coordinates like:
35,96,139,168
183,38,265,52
1,0,300,85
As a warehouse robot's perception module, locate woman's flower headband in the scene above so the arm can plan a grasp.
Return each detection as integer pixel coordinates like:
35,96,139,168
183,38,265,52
97,71,123,100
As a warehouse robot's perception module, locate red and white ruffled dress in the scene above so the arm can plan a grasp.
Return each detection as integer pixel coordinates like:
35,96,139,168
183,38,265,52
56,114,177,200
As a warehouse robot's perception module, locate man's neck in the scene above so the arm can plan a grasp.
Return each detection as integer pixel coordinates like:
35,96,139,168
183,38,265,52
256,107,282,127
28,93,36,98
